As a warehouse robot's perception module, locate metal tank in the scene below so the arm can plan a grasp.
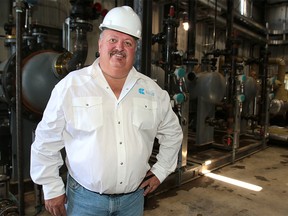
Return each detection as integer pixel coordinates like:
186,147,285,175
187,71,226,146
2,44,65,120
188,71,226,104
0,0,102,214
243,76,258,103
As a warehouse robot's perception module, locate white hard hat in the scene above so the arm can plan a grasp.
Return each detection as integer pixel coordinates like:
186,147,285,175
99,6,142,39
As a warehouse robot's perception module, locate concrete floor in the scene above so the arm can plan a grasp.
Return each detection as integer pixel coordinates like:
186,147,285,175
144,144,288,216
24,143,288,216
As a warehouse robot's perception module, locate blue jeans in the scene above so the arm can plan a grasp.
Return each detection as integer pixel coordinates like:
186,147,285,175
66,175,144,216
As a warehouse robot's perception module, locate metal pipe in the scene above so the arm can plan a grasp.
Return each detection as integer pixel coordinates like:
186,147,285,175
187,0,196,56
142,0,152,76
133,0,152,77
269,58,286,101
213,0,217,49
14,0,24,214
259,25,270,147
124,0,133,7
205,14,267,43
198,0,267,34
56,0,93,77
163,6,179,92
224,0,234,140
134,0,143,73
223,0,240,163
225,0,234,53
66,27,89,72
184,0,198,79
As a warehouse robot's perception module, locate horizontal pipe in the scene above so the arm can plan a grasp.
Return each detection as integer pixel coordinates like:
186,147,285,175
205,13,267,44
198,0,267,33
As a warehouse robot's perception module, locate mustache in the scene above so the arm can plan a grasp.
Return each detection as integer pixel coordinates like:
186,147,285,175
109,50,126,57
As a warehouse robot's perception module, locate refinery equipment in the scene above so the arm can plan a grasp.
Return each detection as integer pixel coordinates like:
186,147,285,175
0,0,287,215
0,0,106,214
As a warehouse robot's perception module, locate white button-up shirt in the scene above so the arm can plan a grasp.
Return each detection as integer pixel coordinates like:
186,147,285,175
30,58,183,199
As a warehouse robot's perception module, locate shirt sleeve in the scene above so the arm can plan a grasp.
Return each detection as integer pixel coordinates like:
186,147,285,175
150,90,183,183
30,85,66,200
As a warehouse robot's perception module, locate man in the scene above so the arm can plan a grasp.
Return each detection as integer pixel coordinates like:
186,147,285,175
30,6,183,216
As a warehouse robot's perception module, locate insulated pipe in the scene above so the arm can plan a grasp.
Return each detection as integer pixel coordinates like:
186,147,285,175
269,58,287,101
14,1,25,214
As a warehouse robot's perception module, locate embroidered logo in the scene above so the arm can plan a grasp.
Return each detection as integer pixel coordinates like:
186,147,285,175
138,88,145,94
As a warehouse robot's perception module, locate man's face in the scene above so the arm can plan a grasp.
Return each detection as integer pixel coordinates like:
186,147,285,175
98,29,137,78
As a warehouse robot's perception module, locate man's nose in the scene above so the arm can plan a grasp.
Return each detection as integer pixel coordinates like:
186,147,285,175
115,41,124,50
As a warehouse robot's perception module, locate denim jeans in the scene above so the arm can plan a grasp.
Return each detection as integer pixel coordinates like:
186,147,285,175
66,175,144,216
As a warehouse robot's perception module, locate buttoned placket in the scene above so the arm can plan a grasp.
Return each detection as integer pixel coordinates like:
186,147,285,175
115,101,126,191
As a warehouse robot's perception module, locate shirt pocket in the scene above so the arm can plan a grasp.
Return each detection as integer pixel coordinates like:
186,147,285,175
72,97,103,131
132,98,157,130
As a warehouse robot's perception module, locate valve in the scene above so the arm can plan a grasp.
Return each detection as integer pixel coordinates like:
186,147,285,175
269,93,275,100
174,67,186,79
237,94,245,103
237,74,246,82
173,93,185,104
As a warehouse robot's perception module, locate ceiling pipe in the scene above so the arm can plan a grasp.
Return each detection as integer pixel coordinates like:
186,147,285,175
206,13,267,44
198,0,267,34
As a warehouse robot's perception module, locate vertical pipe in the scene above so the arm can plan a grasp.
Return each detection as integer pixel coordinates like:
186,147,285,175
163,6,178,92
213,0,217,49
133,0,143,73
187,0,196,57
14,0,24,215
134,0,152,77
134,0,152,76
124,0,133,7
225,0,238,162
141,0,152,76
225,0,234,60
164,9,174,92
259,23,270,147
225,0,235,103
224,0,234,139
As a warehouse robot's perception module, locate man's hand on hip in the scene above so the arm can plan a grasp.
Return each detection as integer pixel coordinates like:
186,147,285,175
45,194,67,216
139,171,160,196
